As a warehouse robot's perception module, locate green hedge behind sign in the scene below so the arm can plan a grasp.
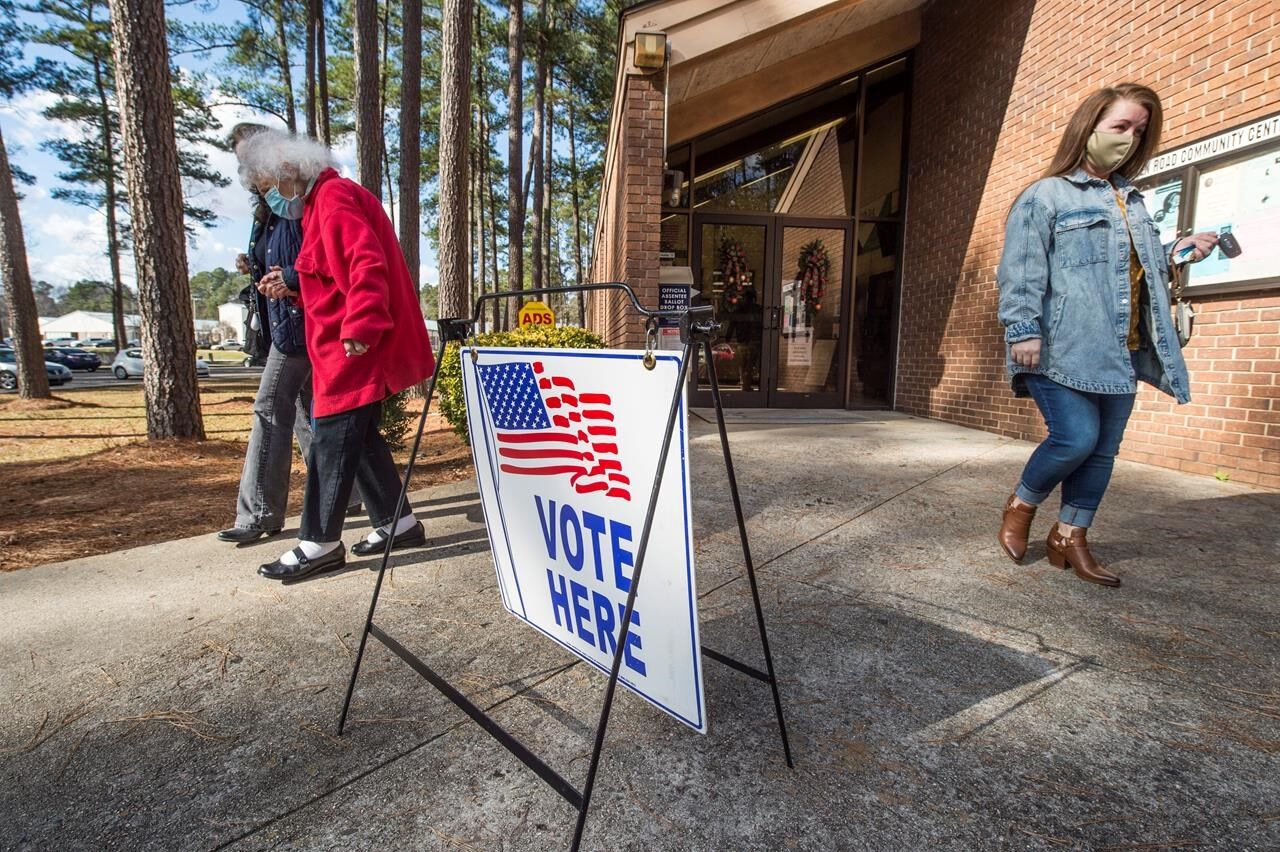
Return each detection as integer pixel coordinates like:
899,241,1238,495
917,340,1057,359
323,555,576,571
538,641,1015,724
436,325,606,445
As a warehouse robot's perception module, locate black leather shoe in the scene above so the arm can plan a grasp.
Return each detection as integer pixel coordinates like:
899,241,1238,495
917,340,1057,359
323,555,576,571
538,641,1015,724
218,526,282,543
258,544,347,581
351,521,426,556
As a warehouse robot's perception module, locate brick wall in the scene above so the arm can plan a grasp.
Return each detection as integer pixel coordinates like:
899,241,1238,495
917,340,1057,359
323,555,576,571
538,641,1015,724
899,0,1280,488
588,69,666,350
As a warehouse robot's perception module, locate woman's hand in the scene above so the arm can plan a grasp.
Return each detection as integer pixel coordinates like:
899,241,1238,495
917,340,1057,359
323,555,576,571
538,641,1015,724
1172,232,1219,264
257,266,294,299
1011,338,1041,369
343,339,369,357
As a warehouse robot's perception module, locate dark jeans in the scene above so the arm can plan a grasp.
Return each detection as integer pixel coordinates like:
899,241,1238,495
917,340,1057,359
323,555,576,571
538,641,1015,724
1014,374,1136,528
299,400,411,543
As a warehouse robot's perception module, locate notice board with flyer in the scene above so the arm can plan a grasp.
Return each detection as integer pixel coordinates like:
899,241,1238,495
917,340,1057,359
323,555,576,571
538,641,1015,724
460,346,707,732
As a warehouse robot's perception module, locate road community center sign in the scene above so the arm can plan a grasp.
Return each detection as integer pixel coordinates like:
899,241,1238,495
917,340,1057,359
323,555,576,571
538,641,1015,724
461,346,707,732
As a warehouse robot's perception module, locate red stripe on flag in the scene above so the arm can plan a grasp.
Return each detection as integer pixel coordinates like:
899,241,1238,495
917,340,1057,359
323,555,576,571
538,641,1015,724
500,463,583,477
497,431,578,444
499,447,587,461
579,393,610,404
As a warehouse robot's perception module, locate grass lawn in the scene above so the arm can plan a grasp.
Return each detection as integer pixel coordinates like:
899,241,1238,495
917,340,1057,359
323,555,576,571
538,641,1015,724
0,373,473,571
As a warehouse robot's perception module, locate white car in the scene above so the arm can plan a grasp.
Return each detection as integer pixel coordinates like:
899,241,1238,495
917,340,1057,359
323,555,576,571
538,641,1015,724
0,355,73,390
111,348,210,380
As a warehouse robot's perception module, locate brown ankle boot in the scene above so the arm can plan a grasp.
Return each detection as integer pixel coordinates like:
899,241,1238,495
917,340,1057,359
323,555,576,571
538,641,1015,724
998,494,1037,563
1046,523,1121,587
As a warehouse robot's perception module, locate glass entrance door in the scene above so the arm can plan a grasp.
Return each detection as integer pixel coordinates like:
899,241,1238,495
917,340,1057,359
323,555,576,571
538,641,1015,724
693,217,773,407
770,222,850,407
691,216,851,408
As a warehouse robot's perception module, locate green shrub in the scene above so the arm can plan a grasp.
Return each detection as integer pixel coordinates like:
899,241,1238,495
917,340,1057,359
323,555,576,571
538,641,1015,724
379,389,414,451
435,325,605,445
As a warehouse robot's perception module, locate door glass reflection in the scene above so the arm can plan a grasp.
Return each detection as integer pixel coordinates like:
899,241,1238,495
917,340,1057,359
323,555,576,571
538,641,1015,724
775,227,844,396
696,223,766,392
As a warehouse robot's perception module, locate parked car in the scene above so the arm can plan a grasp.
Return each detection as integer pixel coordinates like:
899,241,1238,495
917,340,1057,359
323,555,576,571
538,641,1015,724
212,339,242,350
82,338,118,349
44,338,79,347
0,354,73,390
111,348,210,379
43,347,102,372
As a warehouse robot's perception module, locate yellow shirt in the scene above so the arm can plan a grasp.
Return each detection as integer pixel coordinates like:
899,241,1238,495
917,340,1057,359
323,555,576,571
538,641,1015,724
1114,190,1144,351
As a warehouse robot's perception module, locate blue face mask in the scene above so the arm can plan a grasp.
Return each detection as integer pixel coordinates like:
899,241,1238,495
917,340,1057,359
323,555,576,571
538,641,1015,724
265,185,306,220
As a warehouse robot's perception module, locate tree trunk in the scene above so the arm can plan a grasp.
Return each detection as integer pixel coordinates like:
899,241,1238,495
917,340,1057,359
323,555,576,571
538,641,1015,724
316,0,331,144
506,0,523,297
484,106,501,331
304,0,316,137
90,51,129,350
0,124,51,399
436,0,471,319
107,0,205,439
526,0,546,291
543,65,553,294
353,0,382,194
567,87,584,323
398,0,421,291
274,0,298,132
471,5,484,322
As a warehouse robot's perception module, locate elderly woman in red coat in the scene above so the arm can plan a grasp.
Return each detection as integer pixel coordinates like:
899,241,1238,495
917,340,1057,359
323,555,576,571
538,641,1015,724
238,131,435,581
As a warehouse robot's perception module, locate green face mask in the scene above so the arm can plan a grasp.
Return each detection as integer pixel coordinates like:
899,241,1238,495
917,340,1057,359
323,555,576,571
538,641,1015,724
1086,130,1134,174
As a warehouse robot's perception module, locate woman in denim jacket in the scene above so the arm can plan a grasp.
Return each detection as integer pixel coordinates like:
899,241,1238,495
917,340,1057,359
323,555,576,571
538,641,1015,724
996,83,1218,588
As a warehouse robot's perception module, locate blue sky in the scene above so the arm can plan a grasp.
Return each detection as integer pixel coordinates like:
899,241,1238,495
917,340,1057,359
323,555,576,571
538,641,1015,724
2,0,439,301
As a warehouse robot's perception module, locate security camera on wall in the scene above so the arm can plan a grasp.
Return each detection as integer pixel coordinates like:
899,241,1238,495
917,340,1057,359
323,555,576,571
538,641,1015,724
663,169,683,207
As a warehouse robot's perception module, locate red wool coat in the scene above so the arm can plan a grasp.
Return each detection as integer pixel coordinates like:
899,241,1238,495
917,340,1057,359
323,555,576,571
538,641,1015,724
294,169,435,418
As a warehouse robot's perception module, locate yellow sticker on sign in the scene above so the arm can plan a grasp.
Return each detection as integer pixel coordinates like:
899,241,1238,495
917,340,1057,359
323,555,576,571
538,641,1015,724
518,300,555,328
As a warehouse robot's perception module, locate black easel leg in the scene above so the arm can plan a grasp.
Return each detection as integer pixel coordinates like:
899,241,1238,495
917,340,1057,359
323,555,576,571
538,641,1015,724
569,344,696,852
337,341,449,736
703,340,794,768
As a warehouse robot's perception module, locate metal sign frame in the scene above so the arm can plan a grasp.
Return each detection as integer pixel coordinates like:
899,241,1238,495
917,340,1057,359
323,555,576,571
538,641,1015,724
337,282,793,851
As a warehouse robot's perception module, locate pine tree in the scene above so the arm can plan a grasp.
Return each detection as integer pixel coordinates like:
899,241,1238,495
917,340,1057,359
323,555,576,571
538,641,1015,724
107,0,205,438
436,0,471,318
0,0,52,398
30,0,228,351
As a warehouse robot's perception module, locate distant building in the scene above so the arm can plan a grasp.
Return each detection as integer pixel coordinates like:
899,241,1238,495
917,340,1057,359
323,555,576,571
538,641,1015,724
38,310,231,346
39,311,141,342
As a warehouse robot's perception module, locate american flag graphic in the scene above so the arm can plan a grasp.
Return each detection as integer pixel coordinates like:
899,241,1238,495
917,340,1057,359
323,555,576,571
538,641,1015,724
477,360,631,501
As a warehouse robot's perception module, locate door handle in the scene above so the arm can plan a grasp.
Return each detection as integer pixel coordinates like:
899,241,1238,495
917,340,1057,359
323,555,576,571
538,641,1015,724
770,306,781,329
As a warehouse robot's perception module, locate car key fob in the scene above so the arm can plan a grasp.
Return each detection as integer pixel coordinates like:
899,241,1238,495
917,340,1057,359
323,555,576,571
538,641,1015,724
1218,231,1242,258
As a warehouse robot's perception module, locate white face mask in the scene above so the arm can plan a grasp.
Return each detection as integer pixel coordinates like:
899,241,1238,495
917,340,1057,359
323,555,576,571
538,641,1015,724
1086,130,1135,174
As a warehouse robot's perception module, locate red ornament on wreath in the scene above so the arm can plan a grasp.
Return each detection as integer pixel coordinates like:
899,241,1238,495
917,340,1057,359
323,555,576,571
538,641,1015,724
797,238,830,321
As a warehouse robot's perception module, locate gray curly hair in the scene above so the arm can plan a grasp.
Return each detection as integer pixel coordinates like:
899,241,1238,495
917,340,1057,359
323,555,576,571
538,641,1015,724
234,130,337,189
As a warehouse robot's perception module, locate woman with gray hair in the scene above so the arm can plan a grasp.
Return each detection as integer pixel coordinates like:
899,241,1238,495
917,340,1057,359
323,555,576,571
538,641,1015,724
236,131,435,582
217,124,318,545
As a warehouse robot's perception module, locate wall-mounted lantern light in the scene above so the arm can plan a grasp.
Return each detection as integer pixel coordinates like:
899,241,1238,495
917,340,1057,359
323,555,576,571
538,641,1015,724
633,31,667,72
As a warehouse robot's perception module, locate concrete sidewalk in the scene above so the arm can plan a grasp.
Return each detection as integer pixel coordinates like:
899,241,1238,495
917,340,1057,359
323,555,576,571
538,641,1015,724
2,411,1277,851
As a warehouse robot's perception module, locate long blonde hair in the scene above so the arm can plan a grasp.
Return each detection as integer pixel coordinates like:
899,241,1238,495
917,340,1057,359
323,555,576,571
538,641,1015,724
1044,83,1163,180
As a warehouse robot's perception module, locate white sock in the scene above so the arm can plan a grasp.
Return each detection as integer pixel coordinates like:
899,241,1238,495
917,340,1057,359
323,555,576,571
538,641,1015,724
364,513,418,545
279,540,341,565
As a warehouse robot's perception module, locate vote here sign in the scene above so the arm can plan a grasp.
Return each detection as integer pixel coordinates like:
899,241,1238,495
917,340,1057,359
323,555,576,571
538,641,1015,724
461,347,706,732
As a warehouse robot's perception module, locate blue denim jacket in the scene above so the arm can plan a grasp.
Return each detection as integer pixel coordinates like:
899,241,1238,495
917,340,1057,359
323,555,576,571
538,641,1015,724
997,168,1190,403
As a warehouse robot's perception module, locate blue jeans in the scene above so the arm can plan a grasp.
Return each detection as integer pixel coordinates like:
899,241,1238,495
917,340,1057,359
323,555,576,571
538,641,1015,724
235,345,314,530
1014,374,1136,528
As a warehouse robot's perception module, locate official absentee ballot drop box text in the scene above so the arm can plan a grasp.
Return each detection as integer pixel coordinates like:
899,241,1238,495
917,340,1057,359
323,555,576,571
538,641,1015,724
461,347,706,731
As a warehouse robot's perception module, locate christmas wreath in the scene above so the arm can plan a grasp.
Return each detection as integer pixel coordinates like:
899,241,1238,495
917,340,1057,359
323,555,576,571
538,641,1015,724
718,237,753,311
797,238,830,320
